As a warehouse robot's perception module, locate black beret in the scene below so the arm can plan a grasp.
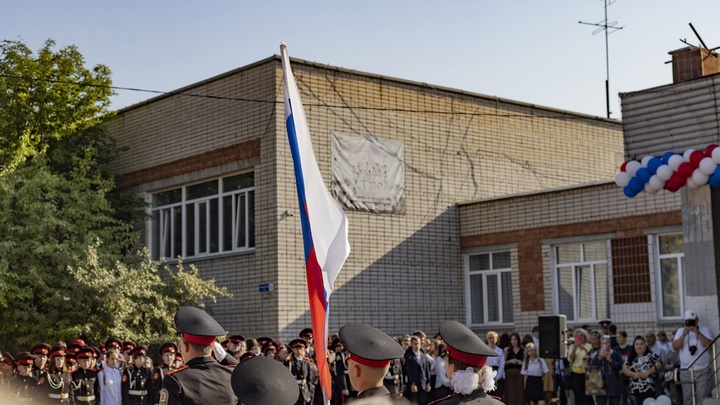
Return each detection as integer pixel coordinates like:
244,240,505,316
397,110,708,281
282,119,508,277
439,320,497,367
339,324,404,367
231,356,299,405
175,306,225,345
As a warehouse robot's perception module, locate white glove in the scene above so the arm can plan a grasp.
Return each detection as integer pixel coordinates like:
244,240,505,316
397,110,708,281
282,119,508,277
213,342,227,362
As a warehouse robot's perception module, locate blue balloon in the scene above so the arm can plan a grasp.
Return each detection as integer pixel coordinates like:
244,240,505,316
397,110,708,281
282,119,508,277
623,186,638,198
636,168,652,183
647,157,663,174
662,152,676,164
629,178,644,193
710,168,720,187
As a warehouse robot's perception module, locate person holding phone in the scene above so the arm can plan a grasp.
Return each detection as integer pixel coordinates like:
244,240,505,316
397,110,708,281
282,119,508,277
591,336,622,405
672,309,714,404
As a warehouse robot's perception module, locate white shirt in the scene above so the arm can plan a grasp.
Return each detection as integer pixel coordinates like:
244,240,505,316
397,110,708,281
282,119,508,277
521,357,549,377
674,326,713,370
434,355,450,388
98,360,122,405
484,346,505,380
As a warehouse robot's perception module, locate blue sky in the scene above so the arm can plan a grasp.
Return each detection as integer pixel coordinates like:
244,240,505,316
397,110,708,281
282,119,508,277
4,1,720,119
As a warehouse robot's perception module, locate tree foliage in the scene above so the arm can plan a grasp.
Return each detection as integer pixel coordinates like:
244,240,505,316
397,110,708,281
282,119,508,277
0,39,229,353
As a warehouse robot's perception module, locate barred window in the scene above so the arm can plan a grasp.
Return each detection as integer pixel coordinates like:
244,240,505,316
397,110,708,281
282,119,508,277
554,241,609,322
150,172,255,260
466,251,513,325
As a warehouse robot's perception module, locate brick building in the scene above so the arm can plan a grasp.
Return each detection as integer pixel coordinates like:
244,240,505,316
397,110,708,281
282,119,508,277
106,55,627,341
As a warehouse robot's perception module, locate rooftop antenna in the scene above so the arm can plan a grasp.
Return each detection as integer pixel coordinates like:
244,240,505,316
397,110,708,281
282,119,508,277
579,0,624,119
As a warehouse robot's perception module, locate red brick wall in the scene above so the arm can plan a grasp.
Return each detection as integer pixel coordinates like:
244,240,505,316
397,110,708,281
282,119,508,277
460,211,682,311
116,138,261,189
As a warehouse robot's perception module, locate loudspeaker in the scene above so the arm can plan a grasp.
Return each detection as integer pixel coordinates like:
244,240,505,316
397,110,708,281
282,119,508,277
538,315,567,358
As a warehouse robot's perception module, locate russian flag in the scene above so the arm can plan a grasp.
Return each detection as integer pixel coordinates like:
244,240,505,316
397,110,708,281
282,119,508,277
280,44,350,403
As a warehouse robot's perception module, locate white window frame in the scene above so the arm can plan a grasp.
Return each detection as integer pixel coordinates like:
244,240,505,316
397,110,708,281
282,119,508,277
552,240,609,323
465,250,514,327
149,172,255,260
653,232,685,320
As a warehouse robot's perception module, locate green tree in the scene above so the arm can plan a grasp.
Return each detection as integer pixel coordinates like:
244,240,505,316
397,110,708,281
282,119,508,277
0,39,229,353
0,39,112,171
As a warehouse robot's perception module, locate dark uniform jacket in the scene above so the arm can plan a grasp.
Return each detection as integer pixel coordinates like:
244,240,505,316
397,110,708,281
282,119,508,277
72,368,100,405
153,365,172,405
383,358,404,396
122,365,153,405
286,355,312,405
160,356,236,405
402,349,431,390
7,374,40,403
354,386,411,404
429,390,504,405
42,370,73,404
330,352,350,399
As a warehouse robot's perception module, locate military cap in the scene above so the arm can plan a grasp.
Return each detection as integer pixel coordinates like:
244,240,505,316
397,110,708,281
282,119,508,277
330,338,344,351
439,320,497,367
220,339,230,349
239,352,257,363
339,324,404,368
257,337,274,346
105,337,122,350
67,343,83,355
175,306,225,346
277,343,287,351
65,354,77,365
122,341,136,351
76,347,95,359
299,328,313,338
174,352,183,362
231,356,300,405
49,346,66,358
289,338,307,349
130,345,148,357
1,352,15,368
15,352,35,366
599,319,611,327
31,343,51,356
72,339,86,347
99,346,107,354
159,342,177,354
261,341,278,354
228,334,245,344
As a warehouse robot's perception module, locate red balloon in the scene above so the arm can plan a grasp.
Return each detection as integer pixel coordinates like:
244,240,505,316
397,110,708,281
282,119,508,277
620,161,628,172
665,173,686,192
690,151,705,168
705,144,718,156
678,162,694,178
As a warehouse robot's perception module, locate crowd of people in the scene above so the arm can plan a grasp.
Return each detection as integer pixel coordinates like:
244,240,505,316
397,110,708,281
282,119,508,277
0,308,714,405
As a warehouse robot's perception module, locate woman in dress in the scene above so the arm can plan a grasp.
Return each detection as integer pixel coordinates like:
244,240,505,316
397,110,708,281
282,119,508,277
622,336,661,405
591,336,623,405
521,343,548,405
484,332,505,399
503,332,524,405
429,320,502,405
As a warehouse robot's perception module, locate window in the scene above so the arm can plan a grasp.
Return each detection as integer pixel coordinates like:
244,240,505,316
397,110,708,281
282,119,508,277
554,241,609,322
655,233,684,319
150,172,255,260
466,251,513,325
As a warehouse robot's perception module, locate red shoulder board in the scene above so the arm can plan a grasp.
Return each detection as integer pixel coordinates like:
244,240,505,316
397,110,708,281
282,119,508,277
490,395,502,401
164,365,188,376
302,356,313,362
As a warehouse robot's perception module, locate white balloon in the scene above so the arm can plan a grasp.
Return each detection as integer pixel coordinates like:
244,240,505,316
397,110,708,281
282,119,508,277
712,147,720,164
692,169,709,186
668,155,684,171
649,175,665,190
684,149,696,161
625,160,642,177
656,165,673,181
643,398,656,405
699,157,718,175
687,177,700,189
615,172,632,187
641,156,653,167
645,184,659,194
655,395,671,405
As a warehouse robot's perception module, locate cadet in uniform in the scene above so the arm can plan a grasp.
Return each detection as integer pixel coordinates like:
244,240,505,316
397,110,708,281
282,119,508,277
122,345,153,405
329,338,352,404
7,352,40,402
0,353,15,391
43,345,73,404
429,320,501,405
231,356,299,405
72,346,100,405
338,323,409,404
286,339,312,405
158,306,237,405
30,343,51,381
153,343,178,405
